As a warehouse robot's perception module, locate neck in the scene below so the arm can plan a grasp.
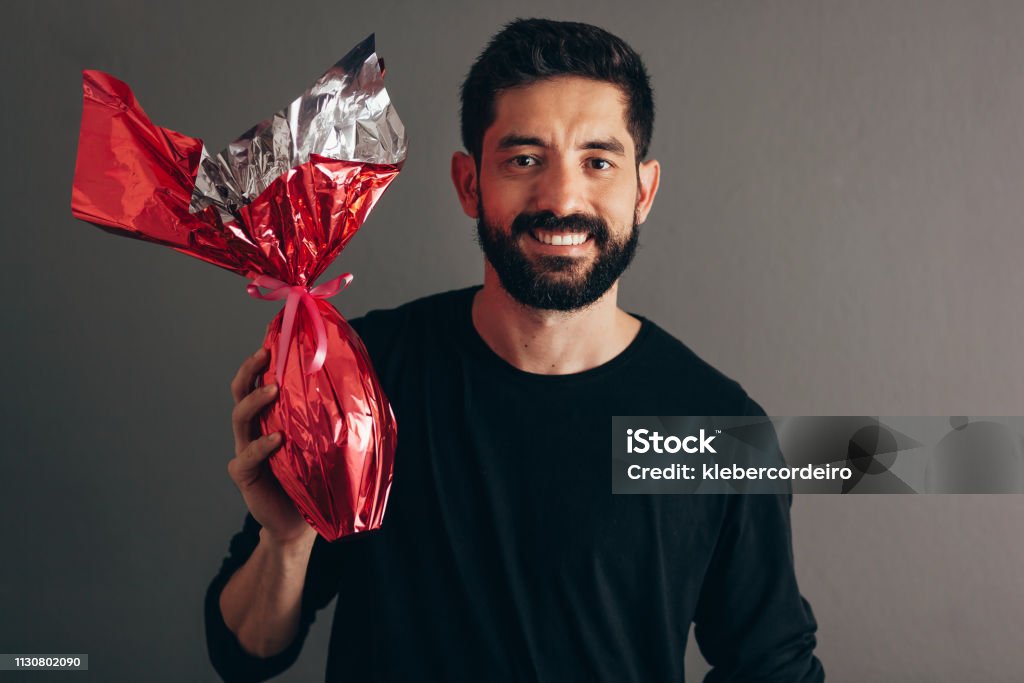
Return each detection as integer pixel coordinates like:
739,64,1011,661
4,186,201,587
472,264,642,375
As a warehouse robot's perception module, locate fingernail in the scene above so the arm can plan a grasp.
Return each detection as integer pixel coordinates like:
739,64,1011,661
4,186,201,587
269,432,280,442
264,384,277,394
254,348,266,358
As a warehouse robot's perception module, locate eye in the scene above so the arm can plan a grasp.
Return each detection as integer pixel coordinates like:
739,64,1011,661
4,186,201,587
588,158,613,171
509,155,538,168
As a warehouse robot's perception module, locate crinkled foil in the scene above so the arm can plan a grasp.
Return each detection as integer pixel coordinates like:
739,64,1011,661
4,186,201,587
71,35,404,542
191,34,407,225
261,298,396,538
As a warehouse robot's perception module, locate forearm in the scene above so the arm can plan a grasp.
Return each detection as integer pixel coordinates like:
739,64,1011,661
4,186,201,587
219,527,317,658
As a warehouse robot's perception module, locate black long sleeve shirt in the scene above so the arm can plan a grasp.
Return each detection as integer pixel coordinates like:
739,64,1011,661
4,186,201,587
205,286,824,682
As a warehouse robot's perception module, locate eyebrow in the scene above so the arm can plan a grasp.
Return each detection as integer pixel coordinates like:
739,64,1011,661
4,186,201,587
496,134,626,156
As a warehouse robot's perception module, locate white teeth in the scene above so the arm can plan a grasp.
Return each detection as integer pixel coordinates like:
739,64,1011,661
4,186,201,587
531,230,588,246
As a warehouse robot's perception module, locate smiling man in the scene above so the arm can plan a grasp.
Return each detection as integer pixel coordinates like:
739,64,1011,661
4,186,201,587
465,74,653,316
458,73,655,372
207,19,824,682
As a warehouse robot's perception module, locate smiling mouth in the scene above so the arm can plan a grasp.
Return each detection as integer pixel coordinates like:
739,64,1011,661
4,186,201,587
528,228,591,246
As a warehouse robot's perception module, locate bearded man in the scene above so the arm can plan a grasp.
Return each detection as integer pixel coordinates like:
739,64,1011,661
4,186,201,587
207,18,825,682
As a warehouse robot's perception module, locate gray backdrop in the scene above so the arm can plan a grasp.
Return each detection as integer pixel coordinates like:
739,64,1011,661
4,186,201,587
4,1,1024,681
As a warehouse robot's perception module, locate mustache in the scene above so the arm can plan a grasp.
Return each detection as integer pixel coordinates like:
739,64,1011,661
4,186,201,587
510,211,611,246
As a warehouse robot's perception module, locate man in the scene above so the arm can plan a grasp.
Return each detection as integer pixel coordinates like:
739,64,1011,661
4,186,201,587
207,18,824,682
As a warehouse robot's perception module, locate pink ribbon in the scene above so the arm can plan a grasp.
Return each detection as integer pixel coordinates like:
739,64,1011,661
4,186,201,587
246,272,353,382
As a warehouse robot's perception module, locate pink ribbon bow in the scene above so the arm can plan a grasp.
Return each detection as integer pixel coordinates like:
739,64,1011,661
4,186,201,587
246,273,354,383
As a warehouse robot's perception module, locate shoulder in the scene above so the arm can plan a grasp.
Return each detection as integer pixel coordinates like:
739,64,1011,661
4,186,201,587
632,317,765,416
347,286,476,360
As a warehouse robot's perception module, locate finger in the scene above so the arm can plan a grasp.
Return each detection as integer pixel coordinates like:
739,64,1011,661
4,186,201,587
228,432,283,484
231,383,279,453
231,348,270,404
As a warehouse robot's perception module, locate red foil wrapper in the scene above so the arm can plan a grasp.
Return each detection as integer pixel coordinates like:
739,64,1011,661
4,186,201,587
71,36,405,541
262,297,396,538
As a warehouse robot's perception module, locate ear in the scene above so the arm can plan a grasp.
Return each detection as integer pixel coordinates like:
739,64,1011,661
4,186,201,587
634,159,661,225
451,151,480,218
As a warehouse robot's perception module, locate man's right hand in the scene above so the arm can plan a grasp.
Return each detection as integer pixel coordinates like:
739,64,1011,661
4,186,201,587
227,348,316,548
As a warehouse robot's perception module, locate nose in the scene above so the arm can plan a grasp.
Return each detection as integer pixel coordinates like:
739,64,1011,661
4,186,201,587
531,160,586,217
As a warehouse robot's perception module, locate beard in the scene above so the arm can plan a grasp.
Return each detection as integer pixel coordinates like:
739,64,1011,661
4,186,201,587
475,204,641,312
